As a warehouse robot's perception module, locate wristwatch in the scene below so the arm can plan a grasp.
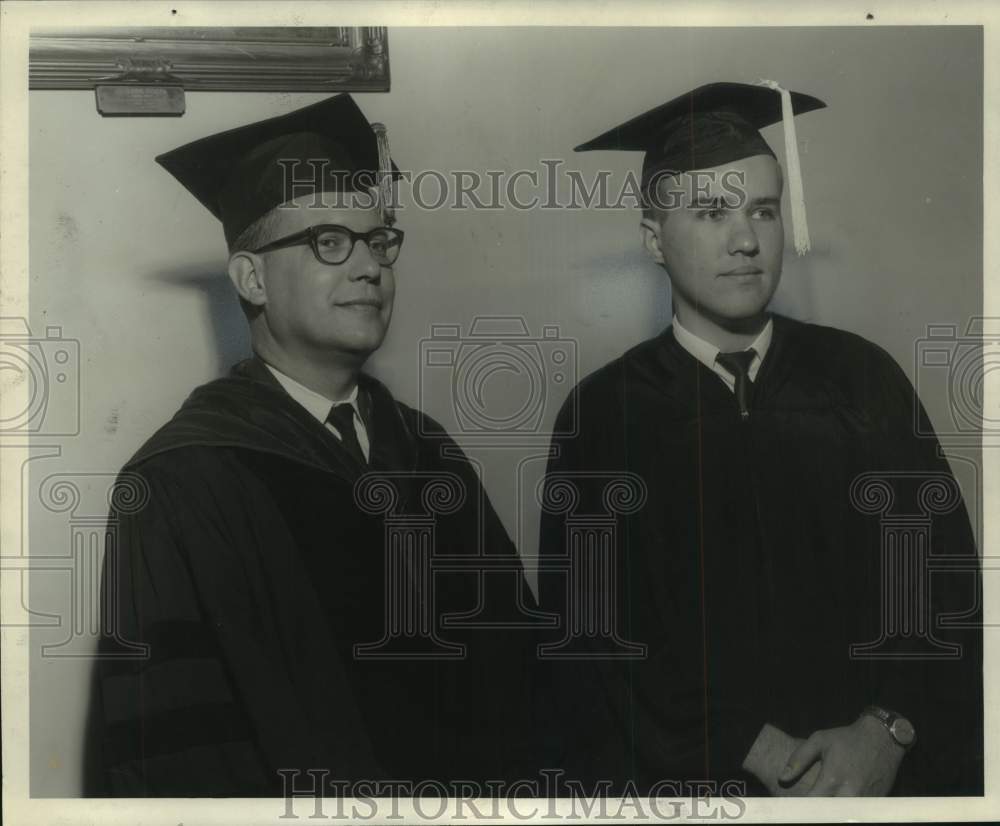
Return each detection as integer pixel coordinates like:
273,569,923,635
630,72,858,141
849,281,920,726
862,705,917,749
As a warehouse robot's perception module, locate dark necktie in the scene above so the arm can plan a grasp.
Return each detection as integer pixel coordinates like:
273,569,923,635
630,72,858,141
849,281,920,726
715,349,757,420
326,402,367,466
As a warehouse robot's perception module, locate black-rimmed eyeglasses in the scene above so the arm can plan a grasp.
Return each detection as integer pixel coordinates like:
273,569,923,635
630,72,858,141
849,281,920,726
251,224,405,266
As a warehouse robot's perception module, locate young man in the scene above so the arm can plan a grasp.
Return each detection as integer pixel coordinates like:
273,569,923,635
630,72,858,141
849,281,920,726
537,83,982,796
90,95,531,796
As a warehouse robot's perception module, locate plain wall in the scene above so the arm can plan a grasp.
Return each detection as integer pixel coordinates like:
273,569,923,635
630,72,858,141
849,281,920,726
27,26,982,796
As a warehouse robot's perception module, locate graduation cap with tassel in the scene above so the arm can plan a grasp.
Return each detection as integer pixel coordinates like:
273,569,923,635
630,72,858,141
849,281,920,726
155,93,401,248
574,80,826,255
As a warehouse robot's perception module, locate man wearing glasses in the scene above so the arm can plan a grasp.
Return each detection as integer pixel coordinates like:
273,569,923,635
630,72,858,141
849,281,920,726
89,95,530,796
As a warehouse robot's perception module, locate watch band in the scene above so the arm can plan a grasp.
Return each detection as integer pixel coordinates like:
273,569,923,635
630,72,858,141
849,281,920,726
862,705,917,748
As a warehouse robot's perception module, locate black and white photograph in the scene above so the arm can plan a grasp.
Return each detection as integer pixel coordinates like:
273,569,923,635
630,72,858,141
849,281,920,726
1,2,996,823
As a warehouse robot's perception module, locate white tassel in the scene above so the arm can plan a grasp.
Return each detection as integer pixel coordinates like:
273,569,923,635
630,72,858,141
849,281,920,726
371,122,395,227
758,79,810,255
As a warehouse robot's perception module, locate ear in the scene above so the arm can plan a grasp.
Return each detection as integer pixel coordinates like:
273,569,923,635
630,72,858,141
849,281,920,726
640,217,665,265
227,252,268,307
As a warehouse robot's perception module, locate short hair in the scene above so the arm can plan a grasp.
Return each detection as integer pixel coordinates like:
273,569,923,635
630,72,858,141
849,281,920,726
228,209,282,321
228,208,280,256
640,176,672,222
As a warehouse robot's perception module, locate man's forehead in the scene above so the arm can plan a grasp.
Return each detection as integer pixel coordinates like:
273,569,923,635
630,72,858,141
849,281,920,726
274,197,383,230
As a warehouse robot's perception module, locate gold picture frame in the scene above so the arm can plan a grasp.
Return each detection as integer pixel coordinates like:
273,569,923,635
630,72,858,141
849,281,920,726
29,26,390,91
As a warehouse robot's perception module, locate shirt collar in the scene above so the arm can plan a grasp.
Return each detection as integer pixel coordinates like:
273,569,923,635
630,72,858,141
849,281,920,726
263,362,360,426
671,315,773,384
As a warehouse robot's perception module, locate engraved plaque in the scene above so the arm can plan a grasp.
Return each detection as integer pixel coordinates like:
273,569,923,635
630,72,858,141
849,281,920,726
94,85,185,116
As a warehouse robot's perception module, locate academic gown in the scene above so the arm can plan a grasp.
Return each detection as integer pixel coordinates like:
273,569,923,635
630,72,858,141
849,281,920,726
536,314,982,796
89,357,534,796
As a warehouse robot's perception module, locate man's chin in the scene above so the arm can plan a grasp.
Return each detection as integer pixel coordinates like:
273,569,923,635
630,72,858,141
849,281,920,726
326,332,386,361
716,291,776,325
703,303,772,334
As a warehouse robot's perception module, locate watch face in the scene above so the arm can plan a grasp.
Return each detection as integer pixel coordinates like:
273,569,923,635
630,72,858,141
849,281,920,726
891,717,916,746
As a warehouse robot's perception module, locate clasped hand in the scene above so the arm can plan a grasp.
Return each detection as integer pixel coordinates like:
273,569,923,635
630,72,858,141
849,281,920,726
776,714,906,796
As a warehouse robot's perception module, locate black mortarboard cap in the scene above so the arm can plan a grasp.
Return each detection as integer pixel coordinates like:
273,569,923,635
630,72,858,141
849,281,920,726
156,94,399,247
575,81,825,186
576,81,826,253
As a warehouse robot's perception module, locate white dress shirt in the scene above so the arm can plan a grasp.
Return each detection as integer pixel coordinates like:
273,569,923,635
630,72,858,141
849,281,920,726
671,315,773,393
264,363,371,461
